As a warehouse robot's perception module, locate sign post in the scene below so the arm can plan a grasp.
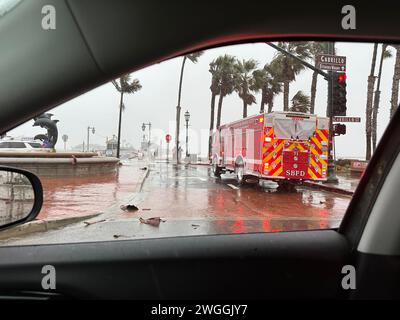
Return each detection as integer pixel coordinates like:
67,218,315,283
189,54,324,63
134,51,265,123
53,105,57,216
325,43,339,183
165,134,171,163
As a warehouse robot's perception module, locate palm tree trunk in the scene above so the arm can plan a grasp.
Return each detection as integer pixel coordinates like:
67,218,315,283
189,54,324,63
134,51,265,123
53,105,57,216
365,43,378,161
268,99,274,113
116,91,124,159
372,44,387,152
260,88,266,113
208,93,216,159
260,97,265,113
283,81,289,111
310,70,318,114
175,56,187,164
216,93,224,128
242,100,248,118
390,46,400,119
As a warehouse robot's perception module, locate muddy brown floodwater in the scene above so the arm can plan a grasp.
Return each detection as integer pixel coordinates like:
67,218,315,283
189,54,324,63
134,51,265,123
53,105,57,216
38,164,140,219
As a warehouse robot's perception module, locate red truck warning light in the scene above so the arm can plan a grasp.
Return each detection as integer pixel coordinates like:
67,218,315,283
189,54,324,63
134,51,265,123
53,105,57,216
211,112,330,183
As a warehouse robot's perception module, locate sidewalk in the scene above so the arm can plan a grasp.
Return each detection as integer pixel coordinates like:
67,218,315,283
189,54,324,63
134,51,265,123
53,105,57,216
0,159,150,241
304,172,360,196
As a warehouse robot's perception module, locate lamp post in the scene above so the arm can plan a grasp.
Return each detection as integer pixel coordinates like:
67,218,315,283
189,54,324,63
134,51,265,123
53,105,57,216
141,123,146,147
184,110,190,158
87,126,95,152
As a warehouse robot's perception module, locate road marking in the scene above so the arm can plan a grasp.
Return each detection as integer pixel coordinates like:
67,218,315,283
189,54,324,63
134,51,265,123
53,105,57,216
227,184,239,190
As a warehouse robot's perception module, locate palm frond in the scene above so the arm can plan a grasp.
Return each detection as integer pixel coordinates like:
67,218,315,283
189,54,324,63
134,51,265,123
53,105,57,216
383,46,392,59
111,80,121,92
186,51,204,63
291,90,311,113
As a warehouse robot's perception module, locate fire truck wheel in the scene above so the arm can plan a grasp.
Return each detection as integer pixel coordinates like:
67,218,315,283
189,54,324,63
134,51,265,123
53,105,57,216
212,158,222,178
235,165,246,185
277,181,297,193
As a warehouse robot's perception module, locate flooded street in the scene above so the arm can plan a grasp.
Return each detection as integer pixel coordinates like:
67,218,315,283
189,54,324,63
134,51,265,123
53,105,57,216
1,159,353,246
123,162,350,233
38,163,144,219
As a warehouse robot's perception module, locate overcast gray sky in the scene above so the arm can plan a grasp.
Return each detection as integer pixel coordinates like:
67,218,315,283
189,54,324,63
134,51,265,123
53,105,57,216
9,41,396,159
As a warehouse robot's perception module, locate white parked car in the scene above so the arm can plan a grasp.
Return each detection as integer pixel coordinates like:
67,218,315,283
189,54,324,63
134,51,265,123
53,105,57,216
0,140,49,152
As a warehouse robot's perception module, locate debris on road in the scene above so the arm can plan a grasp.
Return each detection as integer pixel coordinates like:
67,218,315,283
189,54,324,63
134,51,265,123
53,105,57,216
139,217,165,227
113,234,134,239
140,167,148,170
83,219,106,227
191,224,200,229
120,204,139,212
141,208,152,211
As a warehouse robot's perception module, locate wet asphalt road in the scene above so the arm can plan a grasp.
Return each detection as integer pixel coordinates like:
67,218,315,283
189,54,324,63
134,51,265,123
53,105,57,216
0,161,351,246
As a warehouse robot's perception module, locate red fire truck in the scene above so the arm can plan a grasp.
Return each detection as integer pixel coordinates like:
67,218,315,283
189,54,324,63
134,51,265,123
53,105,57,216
211,112,330,186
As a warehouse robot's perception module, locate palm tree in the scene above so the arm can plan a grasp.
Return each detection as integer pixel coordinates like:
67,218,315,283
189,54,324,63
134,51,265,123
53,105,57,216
271,42,311,111
214,54,237,128
372,44,392,151
208,61,221,159
390,45,400,120
290,91,311,113
175,51,203,164
309,42,329,114
365,44,378,161
234,59,258,118
252,68,268,112
252,63,282,114
112,74,142,158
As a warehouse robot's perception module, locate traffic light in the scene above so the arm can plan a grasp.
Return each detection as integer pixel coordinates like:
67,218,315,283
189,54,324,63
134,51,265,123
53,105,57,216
333,123,346,136
332,73,347,116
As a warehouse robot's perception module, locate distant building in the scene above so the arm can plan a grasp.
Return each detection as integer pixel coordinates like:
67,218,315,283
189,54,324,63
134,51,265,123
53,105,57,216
106,137,118,157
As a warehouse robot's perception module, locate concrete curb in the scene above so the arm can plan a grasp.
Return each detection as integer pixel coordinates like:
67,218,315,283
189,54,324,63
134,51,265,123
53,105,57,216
90,166,150,218
303,181,354,196
0,213,100,240
0,165,151,241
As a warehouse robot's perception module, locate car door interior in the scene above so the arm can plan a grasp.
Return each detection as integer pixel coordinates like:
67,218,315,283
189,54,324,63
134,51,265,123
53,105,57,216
0,231,350,299
0,0,400,299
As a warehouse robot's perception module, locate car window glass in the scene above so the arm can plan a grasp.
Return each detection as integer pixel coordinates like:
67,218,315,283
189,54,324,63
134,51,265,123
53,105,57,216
8,142,26,148
296,119,316,140
0,41,397,246
28,143,42,148
274,119,296,139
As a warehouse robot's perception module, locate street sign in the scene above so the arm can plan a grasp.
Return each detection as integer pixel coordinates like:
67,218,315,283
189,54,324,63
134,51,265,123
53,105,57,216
165,134,171,143
316,54,346,72
333,117,361,123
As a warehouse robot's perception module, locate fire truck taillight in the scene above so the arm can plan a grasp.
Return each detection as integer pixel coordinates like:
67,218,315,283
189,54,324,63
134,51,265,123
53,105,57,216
264,137,272,143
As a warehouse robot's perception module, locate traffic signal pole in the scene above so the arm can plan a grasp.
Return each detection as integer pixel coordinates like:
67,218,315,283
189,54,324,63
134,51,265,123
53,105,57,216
326,42,339,183
266,43,329,78
266,42,338,183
